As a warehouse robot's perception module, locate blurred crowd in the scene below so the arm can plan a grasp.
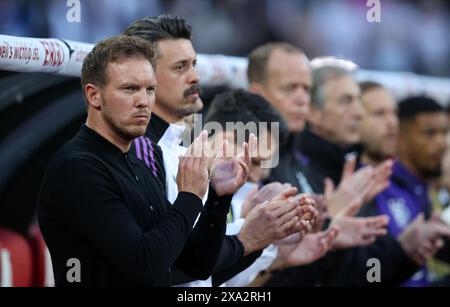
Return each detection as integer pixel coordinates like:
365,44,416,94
0,0,449,77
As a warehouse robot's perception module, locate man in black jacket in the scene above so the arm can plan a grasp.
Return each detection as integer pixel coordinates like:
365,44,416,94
297,56,364,186
123,15,310,286
38,35,219,286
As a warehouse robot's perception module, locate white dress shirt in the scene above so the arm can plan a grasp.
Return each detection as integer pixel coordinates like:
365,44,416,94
160,125,276,287
221,182,278,287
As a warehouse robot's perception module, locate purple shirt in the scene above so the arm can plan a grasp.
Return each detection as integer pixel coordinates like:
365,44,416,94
375,160,430,287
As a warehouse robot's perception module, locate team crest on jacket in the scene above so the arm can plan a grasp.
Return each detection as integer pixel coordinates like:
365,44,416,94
387,198,411,228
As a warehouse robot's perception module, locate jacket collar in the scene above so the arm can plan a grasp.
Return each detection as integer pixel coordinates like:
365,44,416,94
146,113,170,143
392,160,428,192
77,124,126,161
297,127,362,184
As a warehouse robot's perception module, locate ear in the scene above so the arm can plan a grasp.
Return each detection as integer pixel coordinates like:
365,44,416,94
84,83,102,109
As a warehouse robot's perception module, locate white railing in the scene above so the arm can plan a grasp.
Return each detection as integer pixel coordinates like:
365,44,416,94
1,34,450,104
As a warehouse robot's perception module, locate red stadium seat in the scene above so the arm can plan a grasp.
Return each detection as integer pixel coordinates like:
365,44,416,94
0,227,33,287
28,224,54,287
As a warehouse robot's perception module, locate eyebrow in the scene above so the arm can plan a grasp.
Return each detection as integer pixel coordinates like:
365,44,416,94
172,58,197,66
120,81,156,88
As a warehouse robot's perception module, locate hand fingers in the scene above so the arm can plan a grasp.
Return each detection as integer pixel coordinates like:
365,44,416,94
276,232,302,246
365,215,390,228
279,216,300,239
342,199,363,217
191,130,208,158
278,206,303,227
367,180,390,201
430,212,445,224
262,182,283,191
298,204,318,223
238,141,251,167
185,154,195,172
299,219,313,234
359,174,379,201
429,222,450,239
195,131,210,169
297,195,315,206
261,183,285,200
354,167,375,190
185,132,199,157
271,199,298,218
236,158,250,184
282,183,293,190
247,200,269,217
316,238,329,257
216,138,229,159
248,133,258,159
341,156,357,181
324,177,335,199
434,238,445,250
321,227,339,249
420,240,435,253
411,213,425,226
273,186,298,201
375,159,393,179
220,158,243,187
364,161,393,201
362,227,387,238
258,200,270,207
317,228,338,251
417,245,435,262
325,226,339,242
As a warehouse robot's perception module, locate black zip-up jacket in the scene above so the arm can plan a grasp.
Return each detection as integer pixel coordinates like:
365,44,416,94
38,125,224,286
297,127,362,186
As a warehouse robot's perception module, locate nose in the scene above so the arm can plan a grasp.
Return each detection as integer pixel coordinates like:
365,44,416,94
386,112,399,131
352,99,364,121
188,66,200,85
294,88,310,108
136,89,151,109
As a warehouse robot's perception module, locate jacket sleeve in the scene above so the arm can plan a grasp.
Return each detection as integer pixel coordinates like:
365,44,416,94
212,250,263,286
174,186,232,279
52,158,203,286
317,201,421,287
170,234,259,285
321,234,420,286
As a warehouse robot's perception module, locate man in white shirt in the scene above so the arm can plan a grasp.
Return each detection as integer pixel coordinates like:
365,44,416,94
124,15,316,286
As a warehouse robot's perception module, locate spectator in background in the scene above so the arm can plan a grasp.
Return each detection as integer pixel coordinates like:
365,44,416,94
359,81,399,167
246,43,418,287
247,43,450,286
370,96,450,286
299,56,364,186
1,0,449,76
45,0,162,43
